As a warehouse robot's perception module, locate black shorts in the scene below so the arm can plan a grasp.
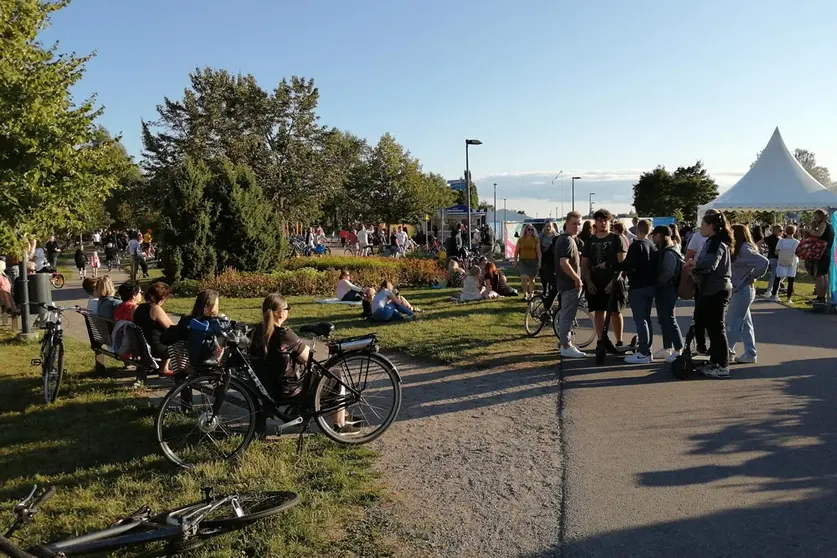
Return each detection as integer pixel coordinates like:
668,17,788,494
586,281,626,313
816,256,830,277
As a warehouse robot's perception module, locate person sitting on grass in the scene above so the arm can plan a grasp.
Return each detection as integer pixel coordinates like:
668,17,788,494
370,280,416,322
250,293,359,435
96,276,120,320
483,262,518,298
82,277,98,314
447,259,467,288
336,270,364,302
113,281,142,322
457,266,485,302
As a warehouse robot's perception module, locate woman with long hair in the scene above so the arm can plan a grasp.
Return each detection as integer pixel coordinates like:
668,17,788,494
668,223,682,253
727,224,769,364
134,282,175,375
579,221,593,247
651,225,684,362
808,209,834,303
514,225,541,300
685,213,734,378
483,262,517,297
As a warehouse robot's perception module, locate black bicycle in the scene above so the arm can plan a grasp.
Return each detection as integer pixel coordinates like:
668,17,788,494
30,304,83,404
155,321,402,469
524,293,596,347
0,485,298,557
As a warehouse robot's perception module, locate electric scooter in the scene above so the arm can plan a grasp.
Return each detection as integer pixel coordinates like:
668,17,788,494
593,278,638,365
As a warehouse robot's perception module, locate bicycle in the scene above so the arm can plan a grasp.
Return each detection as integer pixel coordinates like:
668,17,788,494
524,292,596,348
155,321,402,469
344,244,371,257
29,304,83,404
0,485,298,558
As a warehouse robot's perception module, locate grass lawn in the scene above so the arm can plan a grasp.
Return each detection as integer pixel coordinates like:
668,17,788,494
754,270,821,311
0,331,397,557
164,283,556,370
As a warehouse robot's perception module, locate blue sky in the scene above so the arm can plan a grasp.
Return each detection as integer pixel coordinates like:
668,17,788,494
41,0,837,216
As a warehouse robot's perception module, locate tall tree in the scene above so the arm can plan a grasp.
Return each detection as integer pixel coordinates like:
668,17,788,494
633,161,718,220
0,0,128,252
632,166,675,217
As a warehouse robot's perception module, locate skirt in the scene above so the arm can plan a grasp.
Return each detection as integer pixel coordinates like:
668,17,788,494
776,263,798,278
519,259,539,279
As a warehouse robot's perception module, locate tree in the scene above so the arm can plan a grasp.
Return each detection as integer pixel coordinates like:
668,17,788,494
477,202,495,211
456,182,479,208
633,161,718,221
0,0,129,252
752,148,834,188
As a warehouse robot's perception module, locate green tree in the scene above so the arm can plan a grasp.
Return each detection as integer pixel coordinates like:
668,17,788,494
0,0,128,252
456,182,479,208
632,166,674,217
633,161,718,220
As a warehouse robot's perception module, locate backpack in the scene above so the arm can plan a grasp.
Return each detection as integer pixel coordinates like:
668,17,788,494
795,236,827,261
675,249,696,300
188,317,225,366
663,246,684,287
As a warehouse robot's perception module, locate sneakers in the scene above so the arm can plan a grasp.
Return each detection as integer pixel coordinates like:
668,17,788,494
733,354,757,364
560,345,587,358
766,296,780,303
334,423,362,435
653,348,672,360
701,363,730,379
624,352,652,364
664,350,682,363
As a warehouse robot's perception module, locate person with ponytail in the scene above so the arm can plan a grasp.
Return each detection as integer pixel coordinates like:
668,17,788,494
249,293,359,434
727,224,768,364
685,212,733,378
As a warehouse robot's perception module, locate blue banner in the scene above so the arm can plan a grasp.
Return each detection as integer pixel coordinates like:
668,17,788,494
651,217,676,227
831,210,837,303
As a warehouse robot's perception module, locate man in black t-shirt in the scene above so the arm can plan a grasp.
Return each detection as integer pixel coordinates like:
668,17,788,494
761,225,782,298
581,209,627,345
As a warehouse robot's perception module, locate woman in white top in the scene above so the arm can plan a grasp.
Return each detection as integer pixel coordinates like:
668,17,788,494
769,224,800,302
336,270,364,302
458,266,484,302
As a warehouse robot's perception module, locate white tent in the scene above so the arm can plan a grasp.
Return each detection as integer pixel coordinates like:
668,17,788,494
698,127,837,219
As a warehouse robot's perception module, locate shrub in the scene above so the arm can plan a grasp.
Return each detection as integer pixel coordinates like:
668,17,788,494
284,256,399,273
171,278,201,297
284,256,442,287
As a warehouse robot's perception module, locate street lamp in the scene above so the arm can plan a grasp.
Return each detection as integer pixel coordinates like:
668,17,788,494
571,176,582,212
493,183,498,246
551,171,563,216
465,138,483,249
589,192,596,218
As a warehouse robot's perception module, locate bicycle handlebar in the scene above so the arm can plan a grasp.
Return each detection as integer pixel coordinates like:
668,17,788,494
28,487,55,513
0,535,37,558
38,303,84,314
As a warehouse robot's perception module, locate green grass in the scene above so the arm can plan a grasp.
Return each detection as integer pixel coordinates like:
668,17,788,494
755,270,819,310
0,331,398,557
164,283,556,370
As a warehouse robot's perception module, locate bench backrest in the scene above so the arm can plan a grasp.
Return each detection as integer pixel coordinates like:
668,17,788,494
85,314,115,351
167,341,196,376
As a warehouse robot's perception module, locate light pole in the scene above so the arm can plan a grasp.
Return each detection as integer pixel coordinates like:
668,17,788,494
503,198,507,258
465,138,483,250
571,176,582,212
551,171,563,216
589,192,596,219
493,182,497,244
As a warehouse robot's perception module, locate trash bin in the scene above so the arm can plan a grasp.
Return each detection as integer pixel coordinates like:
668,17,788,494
14,272,53,324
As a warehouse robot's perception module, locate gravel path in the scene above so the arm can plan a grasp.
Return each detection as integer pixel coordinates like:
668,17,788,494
371,353,563,557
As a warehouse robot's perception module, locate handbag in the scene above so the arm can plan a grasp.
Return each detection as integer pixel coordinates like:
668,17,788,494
795,236,827,261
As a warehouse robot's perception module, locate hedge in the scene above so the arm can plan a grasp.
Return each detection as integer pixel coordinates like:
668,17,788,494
171,258,444,298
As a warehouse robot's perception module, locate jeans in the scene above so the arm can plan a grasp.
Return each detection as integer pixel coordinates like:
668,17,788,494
726,285,756,358
655,284,683,351
557,289,581,347
695,290,731,367
764,258,778,289
628,286,655,355
372,302,413,322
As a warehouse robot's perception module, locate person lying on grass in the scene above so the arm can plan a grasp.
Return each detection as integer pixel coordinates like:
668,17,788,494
370,280,418,321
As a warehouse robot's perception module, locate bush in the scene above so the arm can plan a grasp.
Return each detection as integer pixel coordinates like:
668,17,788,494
284,256,443,286
284,256,399,273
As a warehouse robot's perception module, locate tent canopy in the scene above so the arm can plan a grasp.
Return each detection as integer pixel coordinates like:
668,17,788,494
699,127,837,218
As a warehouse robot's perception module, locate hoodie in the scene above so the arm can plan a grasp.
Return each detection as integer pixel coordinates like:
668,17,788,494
693,235,732,296
731,242,769,292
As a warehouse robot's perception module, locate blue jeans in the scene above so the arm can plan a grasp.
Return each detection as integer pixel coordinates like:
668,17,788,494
655,284,683,351
726,285,756,358
764,258,778,290
372,302,413,322
628,286,655,355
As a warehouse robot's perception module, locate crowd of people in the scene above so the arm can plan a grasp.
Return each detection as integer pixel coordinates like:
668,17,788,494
511,207,833,379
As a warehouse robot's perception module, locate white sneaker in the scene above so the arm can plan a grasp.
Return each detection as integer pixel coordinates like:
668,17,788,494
734,354,757,364
664,350,682,363
701,363,731,378
767,296,781,303
560,345,587,358
624,352,652,364
653,348,672,360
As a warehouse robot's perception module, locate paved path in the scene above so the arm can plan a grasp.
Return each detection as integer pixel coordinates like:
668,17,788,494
558,301,837,558
48,268,131,342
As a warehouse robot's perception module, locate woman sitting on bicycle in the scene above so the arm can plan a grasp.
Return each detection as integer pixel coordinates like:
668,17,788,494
250,293,358,434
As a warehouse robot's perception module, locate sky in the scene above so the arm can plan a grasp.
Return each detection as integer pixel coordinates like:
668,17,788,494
40,0,837,217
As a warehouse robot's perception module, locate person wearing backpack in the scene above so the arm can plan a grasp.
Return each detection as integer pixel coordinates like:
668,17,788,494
652,225,684,363
727,225,769,364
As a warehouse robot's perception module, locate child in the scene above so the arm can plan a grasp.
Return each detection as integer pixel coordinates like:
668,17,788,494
90,250,101,278
82,277,99,314
74,246,88,279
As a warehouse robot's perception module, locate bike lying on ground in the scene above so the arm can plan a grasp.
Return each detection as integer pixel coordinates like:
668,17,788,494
155,321,402,469
30,304,84,404
0,485,299,558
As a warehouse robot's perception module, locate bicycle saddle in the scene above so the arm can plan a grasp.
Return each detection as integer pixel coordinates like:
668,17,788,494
299,322,335,338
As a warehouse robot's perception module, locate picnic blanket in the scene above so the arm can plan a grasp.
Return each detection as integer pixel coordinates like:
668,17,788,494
314,298,363,306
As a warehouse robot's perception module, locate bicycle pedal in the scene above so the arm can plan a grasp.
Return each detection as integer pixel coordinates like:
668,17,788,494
274,416,304,434
31,359,42,366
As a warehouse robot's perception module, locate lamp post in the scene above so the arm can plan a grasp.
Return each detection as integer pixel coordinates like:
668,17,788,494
589,192,596,219
465,138,483,250
551,171,563,216
571,176,582,212
493,182,497,246
503,198,507,258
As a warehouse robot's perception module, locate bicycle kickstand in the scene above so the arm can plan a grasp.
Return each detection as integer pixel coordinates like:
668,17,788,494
294,418,311,461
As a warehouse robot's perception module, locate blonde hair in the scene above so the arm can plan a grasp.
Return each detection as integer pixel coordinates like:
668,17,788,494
96,276,115,297
469,265,481,277
261,293,288,352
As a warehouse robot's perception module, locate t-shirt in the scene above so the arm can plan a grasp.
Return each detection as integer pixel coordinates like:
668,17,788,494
357,229,370,246
582,233,627,287
113,301,137,322
517,236,540,261
396,231,408,246
249,325,306,397
687,231,707,258
127,239,142,257
764,234,780,259
92,232,101,243
372,289,393,312
553,234,580,292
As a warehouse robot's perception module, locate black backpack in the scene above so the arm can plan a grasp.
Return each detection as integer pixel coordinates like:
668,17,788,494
664,246,684,286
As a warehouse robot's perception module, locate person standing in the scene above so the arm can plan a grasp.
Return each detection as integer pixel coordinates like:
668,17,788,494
396,227,409,258
770,225,800,302
356,225,370,256
652,225,685,363
539,223,559,310
808,209,833,304
581,209,628,347
74,245,88,280
45,235,60,269
92,230,101,249
760,224,783,298
515,225,541,301
685,212,733,379
613,219,657,363
554,212,586,358
727,225,769,364
685,208,720,355
127,233,143,282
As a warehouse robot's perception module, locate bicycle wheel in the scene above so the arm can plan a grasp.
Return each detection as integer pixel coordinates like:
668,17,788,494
43,341,64,404
322,246,331,256
314,353,401,445
196,492,300,534
524,295,547,337
552,306,596,349
50,274,65,289
156,375,259,469
344,248,355,256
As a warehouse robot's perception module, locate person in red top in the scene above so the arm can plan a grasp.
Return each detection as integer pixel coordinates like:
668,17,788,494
113,281,142,322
